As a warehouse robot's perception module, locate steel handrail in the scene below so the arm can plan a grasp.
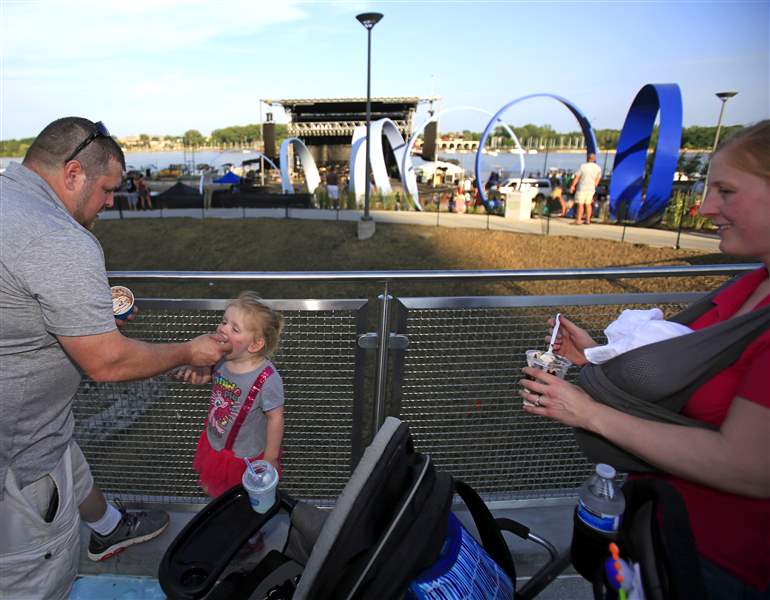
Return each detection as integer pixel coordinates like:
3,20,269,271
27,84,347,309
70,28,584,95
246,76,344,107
107,263,759,282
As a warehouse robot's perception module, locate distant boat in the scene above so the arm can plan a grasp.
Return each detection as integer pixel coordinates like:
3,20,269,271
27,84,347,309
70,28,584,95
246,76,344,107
527,149,539,154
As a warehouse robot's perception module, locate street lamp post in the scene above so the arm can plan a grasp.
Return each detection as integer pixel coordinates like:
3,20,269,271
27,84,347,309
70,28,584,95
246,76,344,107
259,99,265,186
678,91,737,249
356,12,383,239
701,91,738,204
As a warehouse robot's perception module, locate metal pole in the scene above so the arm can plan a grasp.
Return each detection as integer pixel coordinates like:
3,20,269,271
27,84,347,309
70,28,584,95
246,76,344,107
675,194,687,250
373,282,391,431
259,100,265,186
700,92,736,205
363,27,373,221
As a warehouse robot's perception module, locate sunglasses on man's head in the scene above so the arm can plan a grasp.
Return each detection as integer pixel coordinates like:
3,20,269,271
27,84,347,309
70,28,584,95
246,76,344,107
63,121,110,164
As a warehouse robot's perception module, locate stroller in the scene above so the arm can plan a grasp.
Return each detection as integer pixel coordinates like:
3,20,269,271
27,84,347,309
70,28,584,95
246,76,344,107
158,417,565,599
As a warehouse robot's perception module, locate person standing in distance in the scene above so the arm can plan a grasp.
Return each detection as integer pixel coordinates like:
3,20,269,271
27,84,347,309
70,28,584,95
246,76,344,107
569,153,602,224
0,117,232,599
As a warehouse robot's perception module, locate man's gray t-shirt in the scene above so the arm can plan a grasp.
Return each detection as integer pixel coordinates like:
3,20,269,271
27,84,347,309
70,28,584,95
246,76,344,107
205,360,284,458
0,162,116,496
575,161,602,194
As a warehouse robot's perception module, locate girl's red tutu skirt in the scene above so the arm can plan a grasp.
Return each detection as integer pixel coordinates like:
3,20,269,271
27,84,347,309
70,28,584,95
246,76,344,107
192,429,281,498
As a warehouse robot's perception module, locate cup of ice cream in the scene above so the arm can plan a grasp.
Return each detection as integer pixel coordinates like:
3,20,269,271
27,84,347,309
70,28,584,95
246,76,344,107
525,349,572,379
522,350,572,408
111,285,135,320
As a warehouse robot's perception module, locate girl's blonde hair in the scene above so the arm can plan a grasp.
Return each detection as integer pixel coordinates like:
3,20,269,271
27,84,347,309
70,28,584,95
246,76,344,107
715,119,770,181
228,291,285,357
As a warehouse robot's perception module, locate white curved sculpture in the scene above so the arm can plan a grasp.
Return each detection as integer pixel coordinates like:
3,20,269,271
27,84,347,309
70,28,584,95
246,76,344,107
279,137,321,195
347,125,368,205
401,106,526,211
348,119,416,208
368,118,414,197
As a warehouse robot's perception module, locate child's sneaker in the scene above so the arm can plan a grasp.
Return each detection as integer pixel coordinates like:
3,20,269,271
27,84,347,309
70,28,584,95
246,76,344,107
88,507,170,561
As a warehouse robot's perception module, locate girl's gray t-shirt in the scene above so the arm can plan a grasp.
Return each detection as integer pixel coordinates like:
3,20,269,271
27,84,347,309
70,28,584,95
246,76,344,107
205,360,284,458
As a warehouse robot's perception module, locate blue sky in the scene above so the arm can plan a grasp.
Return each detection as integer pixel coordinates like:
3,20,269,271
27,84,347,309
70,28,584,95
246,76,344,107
1,0,768,139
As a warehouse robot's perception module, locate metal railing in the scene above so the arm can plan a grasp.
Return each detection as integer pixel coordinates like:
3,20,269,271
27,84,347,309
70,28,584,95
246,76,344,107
73,263,757,507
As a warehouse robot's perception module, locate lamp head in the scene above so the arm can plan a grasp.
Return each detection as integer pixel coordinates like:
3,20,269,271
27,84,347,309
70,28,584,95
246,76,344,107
715,91,737,101
356,12,383,29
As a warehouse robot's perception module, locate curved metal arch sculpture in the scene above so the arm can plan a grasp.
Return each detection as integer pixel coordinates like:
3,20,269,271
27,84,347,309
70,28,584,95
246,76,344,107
347,118,412,207
279,137,321,195
401,106,525,211
368,118,411,197
475,94,598,210
347,125,368,206
609,83,683,223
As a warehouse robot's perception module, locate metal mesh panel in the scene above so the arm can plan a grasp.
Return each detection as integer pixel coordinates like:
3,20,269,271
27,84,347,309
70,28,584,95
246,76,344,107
73,302,365,505
394,300,692,500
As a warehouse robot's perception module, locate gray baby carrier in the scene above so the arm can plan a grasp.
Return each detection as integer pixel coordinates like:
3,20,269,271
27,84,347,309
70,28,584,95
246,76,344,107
575,279,770,472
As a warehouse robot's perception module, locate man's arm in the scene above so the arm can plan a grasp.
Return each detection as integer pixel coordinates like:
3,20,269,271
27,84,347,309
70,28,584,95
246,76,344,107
57,329,231,382
569,173,581,193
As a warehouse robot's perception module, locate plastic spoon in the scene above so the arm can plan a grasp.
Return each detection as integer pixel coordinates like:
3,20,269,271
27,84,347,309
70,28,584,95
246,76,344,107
544,313,562,356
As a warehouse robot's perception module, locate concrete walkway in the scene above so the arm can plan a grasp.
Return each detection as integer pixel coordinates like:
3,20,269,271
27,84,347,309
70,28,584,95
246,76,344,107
99,206,721,253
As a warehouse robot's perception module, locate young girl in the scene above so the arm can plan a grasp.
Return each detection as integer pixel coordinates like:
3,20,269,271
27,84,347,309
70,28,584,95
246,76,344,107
176,291,285,497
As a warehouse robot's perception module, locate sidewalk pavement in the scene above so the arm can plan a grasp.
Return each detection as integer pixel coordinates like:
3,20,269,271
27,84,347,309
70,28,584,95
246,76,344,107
99,206,721,254
76,499,594,599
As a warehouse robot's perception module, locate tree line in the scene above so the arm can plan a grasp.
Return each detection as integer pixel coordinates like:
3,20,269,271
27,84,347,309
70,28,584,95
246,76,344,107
0,122,743,157
449,123,744,150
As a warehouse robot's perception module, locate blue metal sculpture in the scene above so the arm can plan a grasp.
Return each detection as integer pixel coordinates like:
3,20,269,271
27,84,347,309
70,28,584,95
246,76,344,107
475,93,598,212
609,83,683,222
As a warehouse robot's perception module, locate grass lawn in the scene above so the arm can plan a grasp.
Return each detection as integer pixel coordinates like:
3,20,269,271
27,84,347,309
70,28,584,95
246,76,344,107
92,218,742,300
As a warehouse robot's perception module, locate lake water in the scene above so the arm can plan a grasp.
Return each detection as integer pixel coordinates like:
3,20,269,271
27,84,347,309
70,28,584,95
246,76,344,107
1,147,699,182
0,148,610,180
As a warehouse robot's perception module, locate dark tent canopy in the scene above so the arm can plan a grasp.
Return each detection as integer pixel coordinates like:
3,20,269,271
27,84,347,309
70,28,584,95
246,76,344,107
155,182,203,209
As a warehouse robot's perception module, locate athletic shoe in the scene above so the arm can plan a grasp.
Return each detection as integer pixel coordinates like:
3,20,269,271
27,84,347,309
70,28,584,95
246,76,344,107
88,506,170,561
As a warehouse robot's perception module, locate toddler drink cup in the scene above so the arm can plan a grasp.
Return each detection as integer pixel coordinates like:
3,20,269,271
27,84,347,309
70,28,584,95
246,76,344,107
242,460,279,514
111,285,135,320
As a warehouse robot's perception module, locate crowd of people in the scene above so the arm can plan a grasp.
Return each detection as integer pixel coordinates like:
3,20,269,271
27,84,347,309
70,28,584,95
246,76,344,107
0,116,767,599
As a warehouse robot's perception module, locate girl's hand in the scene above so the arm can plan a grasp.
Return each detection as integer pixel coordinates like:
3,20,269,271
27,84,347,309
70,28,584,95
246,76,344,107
544,315,598,366
172,365,212,384
519,367,602,430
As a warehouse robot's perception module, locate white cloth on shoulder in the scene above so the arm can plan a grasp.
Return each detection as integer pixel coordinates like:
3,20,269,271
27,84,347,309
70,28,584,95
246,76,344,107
584,308,694,365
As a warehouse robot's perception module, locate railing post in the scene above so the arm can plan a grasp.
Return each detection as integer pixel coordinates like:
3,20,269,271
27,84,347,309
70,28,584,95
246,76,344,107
373,281,391,432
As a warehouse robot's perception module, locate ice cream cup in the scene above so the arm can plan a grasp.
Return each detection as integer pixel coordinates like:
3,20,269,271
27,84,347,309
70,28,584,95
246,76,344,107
525,349,572,379
111,285,135,320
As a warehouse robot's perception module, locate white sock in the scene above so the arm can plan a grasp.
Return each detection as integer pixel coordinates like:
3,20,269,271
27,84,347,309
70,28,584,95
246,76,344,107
86,503,122,536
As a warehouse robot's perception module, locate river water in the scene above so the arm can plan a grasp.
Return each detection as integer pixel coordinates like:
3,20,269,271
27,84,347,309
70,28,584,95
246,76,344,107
1,148,699,182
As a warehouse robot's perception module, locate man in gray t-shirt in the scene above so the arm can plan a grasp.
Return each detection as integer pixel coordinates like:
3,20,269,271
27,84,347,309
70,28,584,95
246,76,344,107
569,153,602,225
0,117,232,598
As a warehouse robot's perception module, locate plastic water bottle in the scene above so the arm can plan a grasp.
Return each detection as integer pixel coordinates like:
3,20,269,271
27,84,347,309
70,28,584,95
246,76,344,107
571,463,626,581
577,463,625,534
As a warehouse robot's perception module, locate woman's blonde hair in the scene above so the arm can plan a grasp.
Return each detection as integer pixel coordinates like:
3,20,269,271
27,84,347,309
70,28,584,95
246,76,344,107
228,291,285,357
715,119,770,181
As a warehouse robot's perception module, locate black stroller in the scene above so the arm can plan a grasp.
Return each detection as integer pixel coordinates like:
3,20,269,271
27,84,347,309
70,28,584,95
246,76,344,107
158,417,565,599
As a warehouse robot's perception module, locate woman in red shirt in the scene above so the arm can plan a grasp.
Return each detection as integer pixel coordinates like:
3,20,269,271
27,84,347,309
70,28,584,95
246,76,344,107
520,120,770,598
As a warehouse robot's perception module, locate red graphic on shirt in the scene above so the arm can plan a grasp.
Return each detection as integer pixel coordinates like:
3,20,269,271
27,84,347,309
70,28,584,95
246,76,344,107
208,373,242,435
